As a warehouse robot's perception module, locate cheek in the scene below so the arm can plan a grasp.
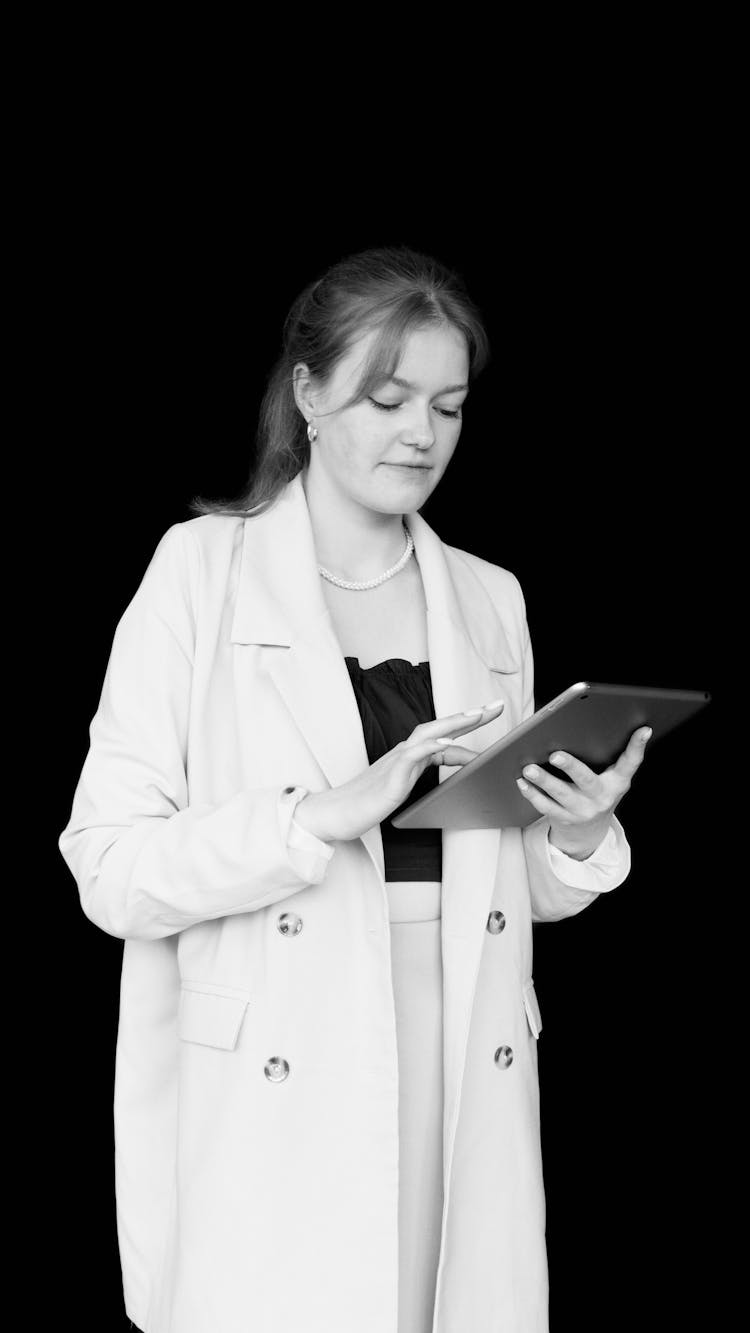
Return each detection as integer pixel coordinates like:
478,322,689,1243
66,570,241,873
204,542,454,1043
342,416,391,464
326,420,363,459
438,423,462,459
325,419,385,477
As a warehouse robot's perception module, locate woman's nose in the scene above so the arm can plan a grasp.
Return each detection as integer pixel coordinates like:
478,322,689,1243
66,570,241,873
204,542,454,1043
401,406,435,447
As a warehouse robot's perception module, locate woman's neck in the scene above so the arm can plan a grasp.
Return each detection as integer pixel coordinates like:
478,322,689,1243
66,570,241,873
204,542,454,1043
301,467,408,582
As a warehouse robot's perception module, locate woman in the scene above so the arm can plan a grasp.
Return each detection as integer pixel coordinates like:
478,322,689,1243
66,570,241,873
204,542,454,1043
58,246,649,1333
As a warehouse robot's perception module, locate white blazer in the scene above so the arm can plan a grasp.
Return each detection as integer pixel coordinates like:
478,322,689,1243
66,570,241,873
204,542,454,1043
58,471,631,1333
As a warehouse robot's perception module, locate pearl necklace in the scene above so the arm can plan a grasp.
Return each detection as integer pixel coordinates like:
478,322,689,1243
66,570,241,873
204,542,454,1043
318,524,415,591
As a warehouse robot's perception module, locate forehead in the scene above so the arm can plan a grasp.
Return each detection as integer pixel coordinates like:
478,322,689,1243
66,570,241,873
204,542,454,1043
332,322,469,394
394,325,469,382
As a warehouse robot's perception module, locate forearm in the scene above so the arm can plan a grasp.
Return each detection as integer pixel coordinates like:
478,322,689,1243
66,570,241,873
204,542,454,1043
59,783,335,942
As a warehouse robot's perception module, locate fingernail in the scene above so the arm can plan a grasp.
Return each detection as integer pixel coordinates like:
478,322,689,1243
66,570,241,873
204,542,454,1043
642,728,652,741
463,708,484,717
517,778,529,790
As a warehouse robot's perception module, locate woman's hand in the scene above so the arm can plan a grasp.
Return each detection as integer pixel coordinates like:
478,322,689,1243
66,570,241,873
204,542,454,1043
515,726,652,859
293,699,505,844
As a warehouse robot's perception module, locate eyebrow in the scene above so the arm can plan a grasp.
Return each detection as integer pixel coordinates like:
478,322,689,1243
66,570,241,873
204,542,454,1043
388,375,469,394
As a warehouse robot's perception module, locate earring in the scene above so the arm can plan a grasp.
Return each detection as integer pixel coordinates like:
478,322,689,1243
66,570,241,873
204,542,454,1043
307,422,318,444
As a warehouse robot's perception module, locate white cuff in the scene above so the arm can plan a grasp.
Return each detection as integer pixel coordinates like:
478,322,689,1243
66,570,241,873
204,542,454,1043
545,819,629,889
289,815,336,855
279,786,335,880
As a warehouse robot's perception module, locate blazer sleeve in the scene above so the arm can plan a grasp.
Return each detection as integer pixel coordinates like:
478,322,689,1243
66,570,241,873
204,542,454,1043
512,577,632,923
57,524,335,943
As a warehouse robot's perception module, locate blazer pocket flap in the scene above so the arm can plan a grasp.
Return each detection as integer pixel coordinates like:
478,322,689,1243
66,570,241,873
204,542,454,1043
522,979,543,1039
178,984,251,1050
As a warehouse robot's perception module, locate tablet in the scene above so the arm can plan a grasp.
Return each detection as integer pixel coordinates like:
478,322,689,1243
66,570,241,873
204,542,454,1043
390,681,711,831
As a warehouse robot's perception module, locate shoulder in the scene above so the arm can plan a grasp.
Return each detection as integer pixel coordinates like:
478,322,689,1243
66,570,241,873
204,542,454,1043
147,512,246,569
134,514,247,614
442,540,527,621
172,511,247,553
438,538,530,671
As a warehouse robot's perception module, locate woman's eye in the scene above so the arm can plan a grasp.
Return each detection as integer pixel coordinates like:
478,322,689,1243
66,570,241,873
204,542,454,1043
368,398,401,412
368,397,462,419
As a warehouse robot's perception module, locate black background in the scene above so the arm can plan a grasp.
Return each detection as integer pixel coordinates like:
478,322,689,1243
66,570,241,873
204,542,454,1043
42,129,725,1332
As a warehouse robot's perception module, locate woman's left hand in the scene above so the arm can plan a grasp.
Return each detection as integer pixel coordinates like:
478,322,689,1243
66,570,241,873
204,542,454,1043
516,726,652,860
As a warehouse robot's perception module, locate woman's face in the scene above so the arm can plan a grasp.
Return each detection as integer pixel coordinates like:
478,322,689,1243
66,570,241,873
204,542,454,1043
297,322,469,516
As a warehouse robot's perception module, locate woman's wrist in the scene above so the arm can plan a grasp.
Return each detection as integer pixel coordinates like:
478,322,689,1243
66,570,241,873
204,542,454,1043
547,816,612,861
292,790,341,843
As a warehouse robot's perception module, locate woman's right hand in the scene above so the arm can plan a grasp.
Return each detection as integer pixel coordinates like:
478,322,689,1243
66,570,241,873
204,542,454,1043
293,698,506,843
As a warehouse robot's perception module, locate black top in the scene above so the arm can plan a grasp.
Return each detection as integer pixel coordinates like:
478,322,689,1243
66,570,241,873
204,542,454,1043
344,656,443,882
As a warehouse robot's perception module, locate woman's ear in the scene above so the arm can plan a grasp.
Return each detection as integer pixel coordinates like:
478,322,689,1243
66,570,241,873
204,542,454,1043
292,362,317,423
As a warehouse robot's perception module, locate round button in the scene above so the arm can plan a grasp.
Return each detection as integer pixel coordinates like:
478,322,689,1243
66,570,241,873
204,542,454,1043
277,912,303,936
264,1057,290,1083
487,910,506,934
494,1045,514,1070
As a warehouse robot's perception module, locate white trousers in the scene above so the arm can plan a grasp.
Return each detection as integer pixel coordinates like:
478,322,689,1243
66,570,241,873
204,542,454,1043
385,879,444,1333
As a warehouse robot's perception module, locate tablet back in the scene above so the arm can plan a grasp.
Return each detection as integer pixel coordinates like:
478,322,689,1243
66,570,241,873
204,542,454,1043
390,681,711,831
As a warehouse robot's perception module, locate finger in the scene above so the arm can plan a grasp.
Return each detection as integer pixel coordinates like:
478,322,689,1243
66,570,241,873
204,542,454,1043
422,739,479,766
420,699,505,740
438,746,482,767
611,727,652,782
547,751,601,796
516,777,576,821
519,763,591,815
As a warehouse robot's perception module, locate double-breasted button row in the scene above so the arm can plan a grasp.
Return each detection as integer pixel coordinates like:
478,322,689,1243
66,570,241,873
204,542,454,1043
268,910,304,1077
272,908,514,1079
487,909,513,1067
